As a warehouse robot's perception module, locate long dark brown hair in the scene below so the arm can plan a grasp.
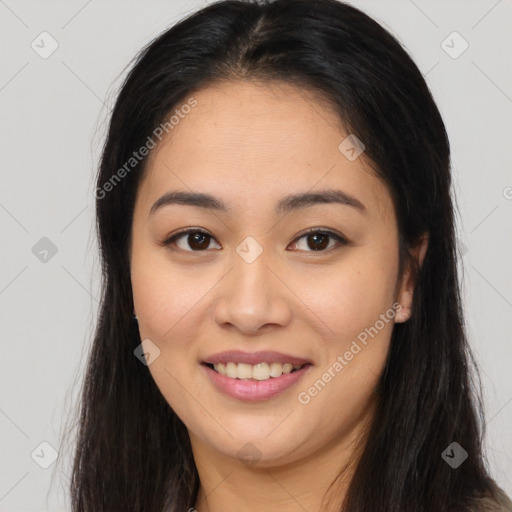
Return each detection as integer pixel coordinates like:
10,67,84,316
64,1,503,510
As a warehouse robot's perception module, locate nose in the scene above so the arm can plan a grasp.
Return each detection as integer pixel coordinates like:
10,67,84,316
213,248,292,335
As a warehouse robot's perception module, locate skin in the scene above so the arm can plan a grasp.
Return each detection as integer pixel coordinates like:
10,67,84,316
130,80,428,512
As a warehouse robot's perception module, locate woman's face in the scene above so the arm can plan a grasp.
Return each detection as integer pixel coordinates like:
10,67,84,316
130,80,420,468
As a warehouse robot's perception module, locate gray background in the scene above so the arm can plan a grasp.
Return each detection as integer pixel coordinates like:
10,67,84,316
1,0,511,510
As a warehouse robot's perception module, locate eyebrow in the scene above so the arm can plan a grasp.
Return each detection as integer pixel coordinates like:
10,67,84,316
149,189,366,216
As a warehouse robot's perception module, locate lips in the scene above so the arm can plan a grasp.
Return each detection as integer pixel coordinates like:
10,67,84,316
201,350,312,366
199,350,313,401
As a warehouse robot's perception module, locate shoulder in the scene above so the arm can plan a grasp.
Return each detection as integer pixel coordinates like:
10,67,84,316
468,486,512,512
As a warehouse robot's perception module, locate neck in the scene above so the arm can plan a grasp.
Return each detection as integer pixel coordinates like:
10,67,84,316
189,409,373,512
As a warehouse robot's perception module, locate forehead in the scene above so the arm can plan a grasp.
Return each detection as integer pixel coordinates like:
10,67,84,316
139,80,393,222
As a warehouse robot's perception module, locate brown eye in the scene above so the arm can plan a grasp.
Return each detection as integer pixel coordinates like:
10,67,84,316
290,229,348,252
163,229,221,252
184,232,211,250
306,232,329,251
163,228,348,254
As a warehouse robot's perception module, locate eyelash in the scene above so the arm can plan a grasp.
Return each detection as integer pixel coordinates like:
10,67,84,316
161,227,349,254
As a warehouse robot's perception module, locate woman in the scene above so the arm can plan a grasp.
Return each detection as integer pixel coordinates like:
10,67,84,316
69,0,512,510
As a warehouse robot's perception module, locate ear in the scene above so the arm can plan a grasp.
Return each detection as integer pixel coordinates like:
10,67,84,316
395,233,429,323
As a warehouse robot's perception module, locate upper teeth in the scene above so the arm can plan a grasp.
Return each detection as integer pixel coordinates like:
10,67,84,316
213,362,303,380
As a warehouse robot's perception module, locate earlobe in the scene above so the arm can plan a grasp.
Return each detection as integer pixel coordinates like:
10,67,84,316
395,303,411,323
395,233,429,323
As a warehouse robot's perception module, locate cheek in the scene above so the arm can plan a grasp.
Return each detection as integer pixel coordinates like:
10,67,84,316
130,248,213,424
295,244,398,423
292,245,399,342
131,246,210,340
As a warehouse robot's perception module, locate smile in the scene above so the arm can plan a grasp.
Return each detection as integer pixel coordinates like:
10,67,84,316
201,362,312,401
207,361,305,381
